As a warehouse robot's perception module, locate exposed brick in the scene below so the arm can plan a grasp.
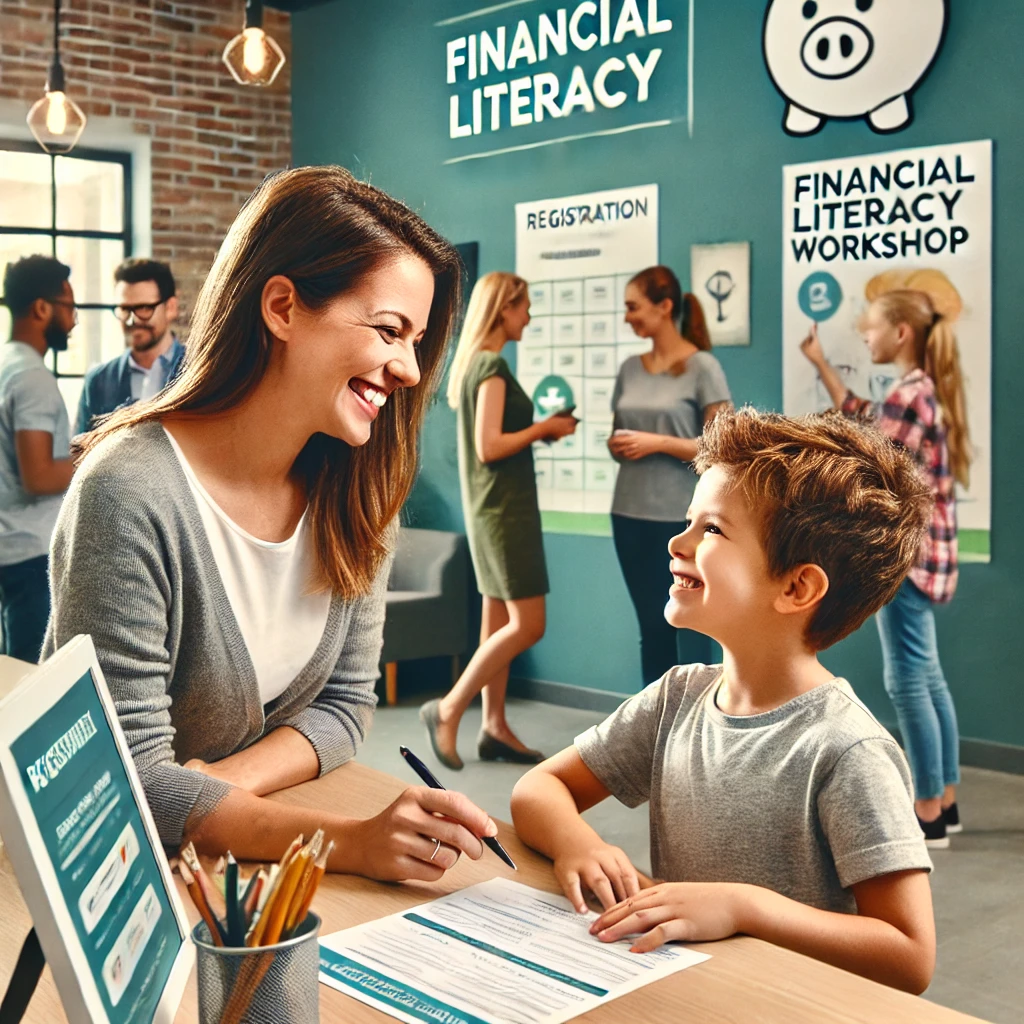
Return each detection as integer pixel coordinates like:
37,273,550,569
2,0,292,330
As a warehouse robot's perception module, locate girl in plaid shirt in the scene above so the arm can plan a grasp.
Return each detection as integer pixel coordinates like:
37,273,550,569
801,289,972,850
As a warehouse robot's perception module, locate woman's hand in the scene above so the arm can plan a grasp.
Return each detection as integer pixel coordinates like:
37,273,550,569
539,413,578,441
589,882,751,952
607,430,663,461
799,322,827,367
348,786,498,882
552,838,642,913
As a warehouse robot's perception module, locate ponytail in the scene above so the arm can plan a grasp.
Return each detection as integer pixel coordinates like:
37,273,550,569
925,317,971,488
873,289,972,488
628,267,713,350
681,292,711,352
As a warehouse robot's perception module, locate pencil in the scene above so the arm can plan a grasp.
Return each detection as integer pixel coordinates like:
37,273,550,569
225,853,243,946
241,868,265,931
286,839,332,938
180,843,228,944
179,859,224,947
245,842,300,947
262,847,309,946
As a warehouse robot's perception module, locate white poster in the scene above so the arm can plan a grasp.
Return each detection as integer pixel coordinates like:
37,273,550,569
515,184,659,520
782,140,992,559
691,242,750,346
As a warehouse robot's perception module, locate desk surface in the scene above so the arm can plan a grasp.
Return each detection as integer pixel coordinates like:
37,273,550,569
0,761,984,1024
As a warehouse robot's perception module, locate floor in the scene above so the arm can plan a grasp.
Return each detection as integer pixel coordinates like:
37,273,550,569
358,692,1024,1024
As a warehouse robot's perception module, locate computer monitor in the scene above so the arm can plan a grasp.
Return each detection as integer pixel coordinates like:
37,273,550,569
0,635,192,1023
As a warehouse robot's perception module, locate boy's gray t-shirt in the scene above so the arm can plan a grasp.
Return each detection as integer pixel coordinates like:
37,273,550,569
610,352,731,522
576,665,931,913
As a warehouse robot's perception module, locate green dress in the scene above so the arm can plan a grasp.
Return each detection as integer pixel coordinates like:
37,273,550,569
458,350,549,600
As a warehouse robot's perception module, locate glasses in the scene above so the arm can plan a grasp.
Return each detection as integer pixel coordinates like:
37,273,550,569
47,298,79,323
113,301,165,323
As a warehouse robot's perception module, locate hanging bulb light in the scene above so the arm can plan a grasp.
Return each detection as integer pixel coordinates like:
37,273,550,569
26,0,86,154
223,1,286,88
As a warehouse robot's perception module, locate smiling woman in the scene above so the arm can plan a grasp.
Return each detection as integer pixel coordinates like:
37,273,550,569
42,166,503,883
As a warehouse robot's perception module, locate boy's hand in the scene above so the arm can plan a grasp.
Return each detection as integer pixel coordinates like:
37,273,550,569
552,840,642,913
589,882,751,952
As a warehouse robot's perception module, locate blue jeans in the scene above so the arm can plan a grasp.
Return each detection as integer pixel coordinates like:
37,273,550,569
0,554,50,663
875,578,960,800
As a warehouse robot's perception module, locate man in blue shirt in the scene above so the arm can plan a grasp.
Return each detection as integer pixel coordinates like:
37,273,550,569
75,258,185,434
0,256,76,661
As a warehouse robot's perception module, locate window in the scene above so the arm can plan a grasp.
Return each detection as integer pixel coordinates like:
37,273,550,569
0,140,132,416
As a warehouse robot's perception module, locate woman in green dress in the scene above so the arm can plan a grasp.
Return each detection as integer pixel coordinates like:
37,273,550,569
420,272,577,769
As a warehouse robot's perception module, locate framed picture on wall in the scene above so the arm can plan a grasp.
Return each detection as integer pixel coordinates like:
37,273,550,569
690,242,751,347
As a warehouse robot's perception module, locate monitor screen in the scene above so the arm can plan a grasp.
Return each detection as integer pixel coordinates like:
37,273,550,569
8,668,184,1022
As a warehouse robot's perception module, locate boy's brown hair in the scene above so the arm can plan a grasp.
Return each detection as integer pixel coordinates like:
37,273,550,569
695,407,933,650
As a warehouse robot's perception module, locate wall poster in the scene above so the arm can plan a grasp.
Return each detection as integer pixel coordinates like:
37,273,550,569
782,140,992,561
690,242,750,347
515,183,658,532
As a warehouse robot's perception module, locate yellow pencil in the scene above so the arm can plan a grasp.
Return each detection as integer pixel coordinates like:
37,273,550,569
262,847,309,946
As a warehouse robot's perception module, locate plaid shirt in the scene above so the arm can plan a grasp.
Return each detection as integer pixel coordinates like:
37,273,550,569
842,368,957,603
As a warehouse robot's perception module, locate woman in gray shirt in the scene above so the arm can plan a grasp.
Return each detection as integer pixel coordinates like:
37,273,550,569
608,267,731,685
44,167,498,881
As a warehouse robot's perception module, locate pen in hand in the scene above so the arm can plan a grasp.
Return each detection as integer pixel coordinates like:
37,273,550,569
400,745,517,870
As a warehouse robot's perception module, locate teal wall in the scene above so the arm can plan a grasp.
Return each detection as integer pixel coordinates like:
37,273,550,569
291,2,1024,750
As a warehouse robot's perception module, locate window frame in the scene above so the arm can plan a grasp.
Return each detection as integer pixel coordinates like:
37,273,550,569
0,137,133,379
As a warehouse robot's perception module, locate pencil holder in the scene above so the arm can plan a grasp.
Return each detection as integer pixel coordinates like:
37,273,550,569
192,912,321,1024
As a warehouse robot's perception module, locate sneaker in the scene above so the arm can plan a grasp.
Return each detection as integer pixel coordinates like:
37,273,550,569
943,802,963,834
918,812,949,849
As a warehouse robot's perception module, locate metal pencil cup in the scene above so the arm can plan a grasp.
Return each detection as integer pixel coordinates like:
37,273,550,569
192,913,321,1024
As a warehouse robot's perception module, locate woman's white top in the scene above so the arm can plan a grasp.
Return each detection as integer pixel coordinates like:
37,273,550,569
164,429,332,705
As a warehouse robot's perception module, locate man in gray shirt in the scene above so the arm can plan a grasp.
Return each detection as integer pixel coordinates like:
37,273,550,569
0,256,76,661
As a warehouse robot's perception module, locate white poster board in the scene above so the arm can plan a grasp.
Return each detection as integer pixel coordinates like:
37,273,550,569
690,242,750,346
782,140,992,560
0,636,192,1024
515,184,658,524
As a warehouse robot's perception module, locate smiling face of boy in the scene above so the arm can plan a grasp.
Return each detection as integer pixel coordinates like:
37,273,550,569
665,464,793,650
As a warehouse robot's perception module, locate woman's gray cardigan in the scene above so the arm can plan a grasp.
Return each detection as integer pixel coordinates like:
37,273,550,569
43,422,386,849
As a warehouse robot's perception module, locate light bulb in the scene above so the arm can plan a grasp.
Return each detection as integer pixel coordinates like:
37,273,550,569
241,27,267,74
45,91,68,135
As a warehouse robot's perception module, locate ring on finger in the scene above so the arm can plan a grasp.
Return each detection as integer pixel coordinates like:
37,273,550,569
429,837,442,862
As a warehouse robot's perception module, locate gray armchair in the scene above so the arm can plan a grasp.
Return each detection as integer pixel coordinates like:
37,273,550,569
380,528,470,705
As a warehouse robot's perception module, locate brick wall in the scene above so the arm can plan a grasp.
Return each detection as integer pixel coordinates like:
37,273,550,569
0,0,293,323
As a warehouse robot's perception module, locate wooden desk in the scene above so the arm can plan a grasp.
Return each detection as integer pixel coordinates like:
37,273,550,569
0,761,984,1024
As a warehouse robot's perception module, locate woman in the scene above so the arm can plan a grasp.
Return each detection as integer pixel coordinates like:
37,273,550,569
608,266,731,685
44,167,497,880
420,272,576,770
801,288,969,848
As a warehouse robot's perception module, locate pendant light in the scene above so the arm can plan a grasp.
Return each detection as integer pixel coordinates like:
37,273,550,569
26,0,86,154
223,0,286,88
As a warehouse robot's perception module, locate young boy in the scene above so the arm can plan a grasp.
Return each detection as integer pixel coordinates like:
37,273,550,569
511,408,937,993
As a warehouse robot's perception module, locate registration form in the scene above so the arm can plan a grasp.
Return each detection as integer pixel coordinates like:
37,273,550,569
318,878,710,1024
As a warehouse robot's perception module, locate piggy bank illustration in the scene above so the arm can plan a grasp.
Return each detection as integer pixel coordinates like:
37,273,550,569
763,0,948,136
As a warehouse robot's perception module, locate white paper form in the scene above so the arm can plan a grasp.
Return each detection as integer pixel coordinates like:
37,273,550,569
318,878,710,1024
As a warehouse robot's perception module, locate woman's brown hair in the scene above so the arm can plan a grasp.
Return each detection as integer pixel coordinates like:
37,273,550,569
629,265,711,351
77,165,462,598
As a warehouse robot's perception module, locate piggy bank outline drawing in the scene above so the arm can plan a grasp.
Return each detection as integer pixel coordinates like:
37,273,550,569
762,0,949,137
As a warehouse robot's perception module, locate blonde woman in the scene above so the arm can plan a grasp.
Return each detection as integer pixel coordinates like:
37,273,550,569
801,287,971,849
45,167,500,881
420,272,577,770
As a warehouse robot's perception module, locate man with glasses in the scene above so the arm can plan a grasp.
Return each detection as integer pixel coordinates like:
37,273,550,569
75,257,185,434
0,255,76,661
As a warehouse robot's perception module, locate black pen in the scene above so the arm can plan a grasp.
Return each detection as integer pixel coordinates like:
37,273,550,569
399,745,517,870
